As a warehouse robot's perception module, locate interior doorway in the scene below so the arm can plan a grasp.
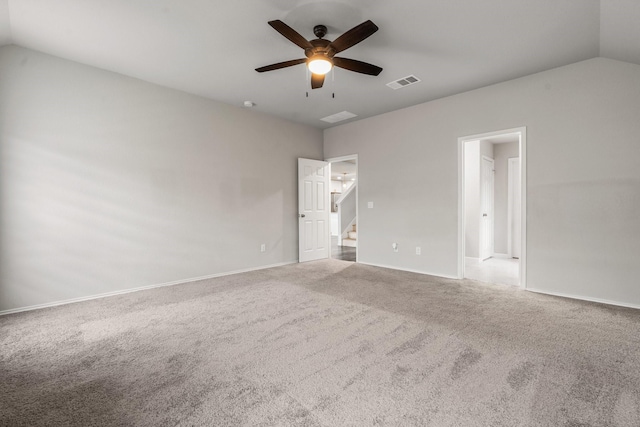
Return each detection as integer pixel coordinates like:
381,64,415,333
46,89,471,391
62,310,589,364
458,128,526,287
326,155,358,262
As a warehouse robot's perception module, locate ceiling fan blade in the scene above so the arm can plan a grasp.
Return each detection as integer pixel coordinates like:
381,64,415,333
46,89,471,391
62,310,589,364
329,20,379,54
268,20,313,50
255,58,307,73
333,57,383,76
311,73,325,89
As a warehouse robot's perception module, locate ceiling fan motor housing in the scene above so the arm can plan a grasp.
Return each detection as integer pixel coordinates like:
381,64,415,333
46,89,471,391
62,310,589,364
305,39,335,59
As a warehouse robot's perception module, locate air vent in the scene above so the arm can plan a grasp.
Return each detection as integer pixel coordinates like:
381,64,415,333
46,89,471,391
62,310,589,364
386,75,421,90
321,111,358,123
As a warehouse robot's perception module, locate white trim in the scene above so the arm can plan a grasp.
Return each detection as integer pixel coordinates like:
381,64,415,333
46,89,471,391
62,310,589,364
458,128,525,142
325,154,358,164
519,131,527,289
458,127,527,288
0,261,297,316
458,138,465,279
325,154,358,263
527,288,640,311
358,261,459,280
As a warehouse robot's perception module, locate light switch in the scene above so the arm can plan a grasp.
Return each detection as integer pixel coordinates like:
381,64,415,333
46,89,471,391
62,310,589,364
368,202,374,209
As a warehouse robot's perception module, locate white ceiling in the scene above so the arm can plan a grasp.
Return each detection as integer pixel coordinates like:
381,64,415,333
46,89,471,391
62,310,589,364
1,0,639,129
331,160,356,180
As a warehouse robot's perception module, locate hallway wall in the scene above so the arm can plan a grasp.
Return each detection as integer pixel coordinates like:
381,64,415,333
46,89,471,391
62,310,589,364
325,57,640,307
493,141,519,255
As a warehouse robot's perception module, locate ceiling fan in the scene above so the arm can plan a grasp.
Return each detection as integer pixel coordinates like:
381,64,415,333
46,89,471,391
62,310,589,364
255,19,383,89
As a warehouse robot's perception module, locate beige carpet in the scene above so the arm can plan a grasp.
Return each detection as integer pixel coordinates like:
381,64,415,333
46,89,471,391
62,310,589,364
1,259,640,426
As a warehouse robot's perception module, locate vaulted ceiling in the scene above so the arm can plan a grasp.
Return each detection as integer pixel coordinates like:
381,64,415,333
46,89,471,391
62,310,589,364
1,1,639,129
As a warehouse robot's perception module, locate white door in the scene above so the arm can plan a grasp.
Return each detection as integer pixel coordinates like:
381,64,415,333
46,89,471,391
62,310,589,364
298,158,330,262
508,157,521,258
480,156,494,261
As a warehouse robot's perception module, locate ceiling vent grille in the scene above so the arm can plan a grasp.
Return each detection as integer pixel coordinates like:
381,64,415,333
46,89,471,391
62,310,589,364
386,75,421,90
321,111,358,123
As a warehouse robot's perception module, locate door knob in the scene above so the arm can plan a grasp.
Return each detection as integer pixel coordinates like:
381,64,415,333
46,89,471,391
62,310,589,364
483,213,488,217
299,214,306,218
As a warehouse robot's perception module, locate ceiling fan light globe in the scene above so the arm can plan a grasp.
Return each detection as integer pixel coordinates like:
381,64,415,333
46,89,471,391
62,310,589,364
307,57,333,75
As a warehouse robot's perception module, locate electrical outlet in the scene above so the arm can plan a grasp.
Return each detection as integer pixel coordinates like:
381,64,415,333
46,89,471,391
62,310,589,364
392,243,398,252
368,201,374,209
416,246,421,255
260,244,266,252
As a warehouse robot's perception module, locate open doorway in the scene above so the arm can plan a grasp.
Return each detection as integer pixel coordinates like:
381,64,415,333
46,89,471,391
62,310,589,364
326,155,358,262
459,128,526,287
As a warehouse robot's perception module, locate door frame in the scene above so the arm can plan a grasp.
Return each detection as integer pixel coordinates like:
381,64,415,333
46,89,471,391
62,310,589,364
458,127,527,287
325,154,358,263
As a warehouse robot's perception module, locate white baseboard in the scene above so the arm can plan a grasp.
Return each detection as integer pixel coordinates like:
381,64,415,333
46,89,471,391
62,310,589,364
357,261,459,280
7,261,637,316
0,261,298,316
526,287,640,311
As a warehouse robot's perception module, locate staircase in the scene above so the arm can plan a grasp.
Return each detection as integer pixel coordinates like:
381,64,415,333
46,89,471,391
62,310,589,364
342,223,357,247
336,181,357,248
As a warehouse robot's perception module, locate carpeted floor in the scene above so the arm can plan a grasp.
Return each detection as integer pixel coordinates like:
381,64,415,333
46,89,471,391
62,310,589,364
1,259,639,426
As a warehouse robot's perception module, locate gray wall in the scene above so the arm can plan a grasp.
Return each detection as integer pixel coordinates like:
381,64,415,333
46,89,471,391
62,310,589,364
324,57,640,307
493,141,519,255
0,46,323,312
